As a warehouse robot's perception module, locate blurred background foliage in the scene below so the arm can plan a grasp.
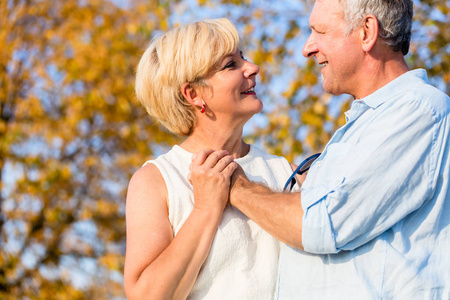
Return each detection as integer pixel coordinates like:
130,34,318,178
0,0,448,298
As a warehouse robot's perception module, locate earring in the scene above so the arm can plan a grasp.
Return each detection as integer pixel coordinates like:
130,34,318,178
200,101,206,114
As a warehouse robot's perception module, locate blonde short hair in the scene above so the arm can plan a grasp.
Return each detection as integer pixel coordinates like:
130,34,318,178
135,18,240,136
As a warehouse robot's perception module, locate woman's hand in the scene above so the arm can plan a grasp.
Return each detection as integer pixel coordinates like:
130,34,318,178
189,149,238,213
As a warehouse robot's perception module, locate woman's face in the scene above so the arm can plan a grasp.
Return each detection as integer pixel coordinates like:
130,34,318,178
200,48,262,121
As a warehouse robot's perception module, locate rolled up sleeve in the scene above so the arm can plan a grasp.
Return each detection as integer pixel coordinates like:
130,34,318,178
301,181,344,254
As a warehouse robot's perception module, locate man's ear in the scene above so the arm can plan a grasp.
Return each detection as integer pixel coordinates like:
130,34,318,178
361,14,379,52
180,82,203,106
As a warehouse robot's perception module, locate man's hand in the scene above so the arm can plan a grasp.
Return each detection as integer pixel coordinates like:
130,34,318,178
229,163,249,205
228,161,304,249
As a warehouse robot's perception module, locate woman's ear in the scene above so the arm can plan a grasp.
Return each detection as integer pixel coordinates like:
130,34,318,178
361,14,379,52
180,82,203,106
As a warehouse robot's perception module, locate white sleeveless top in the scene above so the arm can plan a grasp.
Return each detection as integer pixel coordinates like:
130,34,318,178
145,145,293,299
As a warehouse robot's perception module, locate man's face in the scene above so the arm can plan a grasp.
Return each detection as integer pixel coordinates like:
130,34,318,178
302,0,364,97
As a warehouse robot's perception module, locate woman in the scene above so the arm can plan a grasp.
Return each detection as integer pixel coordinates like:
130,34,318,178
124,18,294,299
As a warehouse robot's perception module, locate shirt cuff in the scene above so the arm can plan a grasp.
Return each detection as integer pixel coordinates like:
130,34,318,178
301,179,345,254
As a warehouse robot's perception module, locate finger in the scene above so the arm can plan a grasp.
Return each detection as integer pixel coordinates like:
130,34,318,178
202,150,230,168
190,149,214,171
212,154,235,172
222,161,239,178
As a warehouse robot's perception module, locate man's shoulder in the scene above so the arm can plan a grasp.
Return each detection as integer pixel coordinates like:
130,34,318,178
394,72,450,119
408,82,448,100
407,87,449,119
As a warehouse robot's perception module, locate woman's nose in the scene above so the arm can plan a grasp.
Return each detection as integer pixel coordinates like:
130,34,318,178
244,60,259,78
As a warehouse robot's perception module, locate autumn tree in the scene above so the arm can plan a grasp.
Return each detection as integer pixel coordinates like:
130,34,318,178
0,0,179,298
1,0,448,299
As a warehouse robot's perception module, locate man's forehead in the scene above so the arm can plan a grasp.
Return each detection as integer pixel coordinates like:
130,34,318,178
310,0,342,20
311,0,341,13
309,0,344,24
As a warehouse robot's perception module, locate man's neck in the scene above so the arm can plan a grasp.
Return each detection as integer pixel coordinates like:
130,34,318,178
353,50,410,99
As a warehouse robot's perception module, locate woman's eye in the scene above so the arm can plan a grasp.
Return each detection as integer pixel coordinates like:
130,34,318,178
224,61,236,69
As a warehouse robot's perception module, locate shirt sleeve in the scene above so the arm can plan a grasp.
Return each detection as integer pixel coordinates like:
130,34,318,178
301,96,442,254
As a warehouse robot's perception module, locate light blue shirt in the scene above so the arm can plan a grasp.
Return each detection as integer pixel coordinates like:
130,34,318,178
277,69,450,299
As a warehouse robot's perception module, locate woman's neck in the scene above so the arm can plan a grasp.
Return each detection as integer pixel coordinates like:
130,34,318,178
180,123,250,159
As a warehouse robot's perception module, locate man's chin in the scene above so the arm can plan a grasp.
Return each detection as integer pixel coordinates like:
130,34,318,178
321,78,343,96
321,76,332,94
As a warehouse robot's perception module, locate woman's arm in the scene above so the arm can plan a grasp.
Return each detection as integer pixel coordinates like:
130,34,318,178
124,150,237,300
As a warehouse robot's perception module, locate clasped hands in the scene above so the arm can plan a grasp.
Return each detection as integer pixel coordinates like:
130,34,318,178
188,149,246,213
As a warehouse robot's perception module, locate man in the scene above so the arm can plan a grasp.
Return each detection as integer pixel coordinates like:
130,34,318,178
225,0,449,298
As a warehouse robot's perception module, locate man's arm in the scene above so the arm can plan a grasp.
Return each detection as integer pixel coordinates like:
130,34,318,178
230,165,304,249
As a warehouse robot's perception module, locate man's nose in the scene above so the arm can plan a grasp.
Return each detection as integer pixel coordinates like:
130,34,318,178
302,34,318,58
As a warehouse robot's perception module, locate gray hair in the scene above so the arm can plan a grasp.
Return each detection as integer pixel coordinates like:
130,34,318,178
310,0,413,55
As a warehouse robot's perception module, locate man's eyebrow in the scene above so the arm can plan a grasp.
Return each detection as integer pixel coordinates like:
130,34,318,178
310,24,325,32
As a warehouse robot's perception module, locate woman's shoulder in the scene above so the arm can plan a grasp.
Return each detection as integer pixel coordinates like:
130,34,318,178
132,163,163,183
247,144,289,162
240,144,292,174
127,163,167,205
143,145,191,169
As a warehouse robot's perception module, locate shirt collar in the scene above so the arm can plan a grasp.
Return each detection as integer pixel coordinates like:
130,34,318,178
344,69,429,123
344,100,369,123
361,69,429,109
